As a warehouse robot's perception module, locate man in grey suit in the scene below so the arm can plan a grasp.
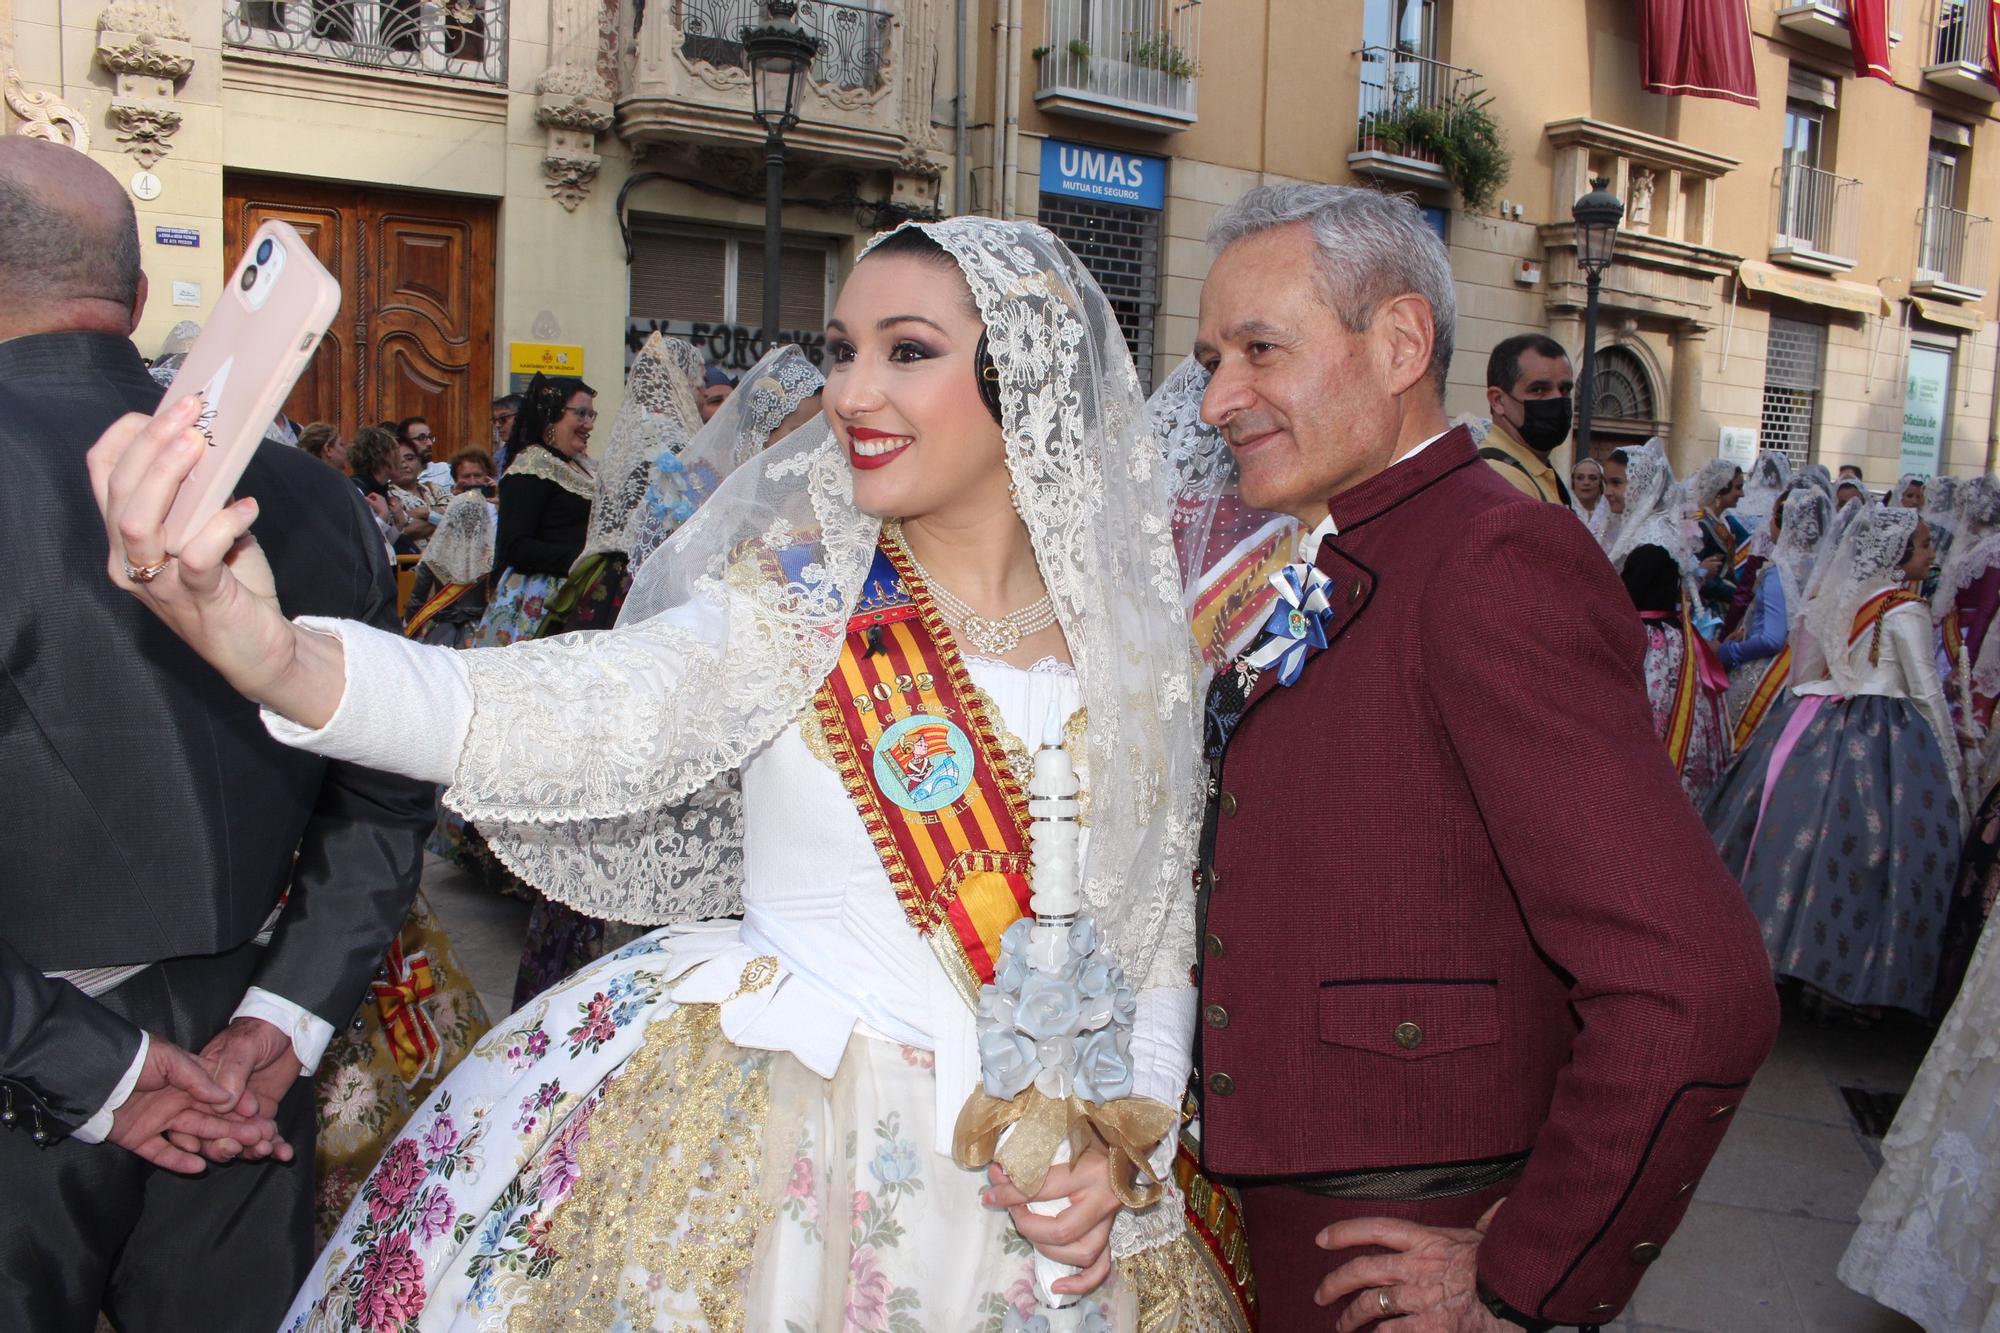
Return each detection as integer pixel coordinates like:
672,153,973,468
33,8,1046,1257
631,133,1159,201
0,139,434,1331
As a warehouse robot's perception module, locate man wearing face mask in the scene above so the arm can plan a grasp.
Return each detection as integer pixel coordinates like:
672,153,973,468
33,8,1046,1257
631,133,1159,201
1483,334,1576,504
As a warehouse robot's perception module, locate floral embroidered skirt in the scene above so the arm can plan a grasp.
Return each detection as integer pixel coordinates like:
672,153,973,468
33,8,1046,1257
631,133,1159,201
1643,622,1729,806
467,569,563,649
532,552,630,639
281,932,1241,1333
1706,693,1960,1012
312,890,492,1247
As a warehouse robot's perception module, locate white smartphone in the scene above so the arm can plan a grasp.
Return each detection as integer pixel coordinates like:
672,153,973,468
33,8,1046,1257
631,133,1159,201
157,220,342,553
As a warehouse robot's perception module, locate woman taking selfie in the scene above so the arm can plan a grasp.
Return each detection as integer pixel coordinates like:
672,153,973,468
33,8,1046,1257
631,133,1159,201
88,219,1237,1330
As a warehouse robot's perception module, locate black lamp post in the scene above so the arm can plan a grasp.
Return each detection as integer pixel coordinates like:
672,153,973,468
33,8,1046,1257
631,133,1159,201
741,0,819,351
1570,176,1624,469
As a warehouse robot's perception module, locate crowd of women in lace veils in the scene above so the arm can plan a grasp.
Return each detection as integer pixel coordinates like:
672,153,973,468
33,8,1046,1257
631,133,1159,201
1525,440,1998,1032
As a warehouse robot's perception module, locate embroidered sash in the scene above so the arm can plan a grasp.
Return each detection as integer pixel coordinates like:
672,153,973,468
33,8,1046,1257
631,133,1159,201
1188,528,1292,672
1943,604,1964,665
405,580,475,640
813,543,1035,1007
371,938,443,1087
1731,645,1793,751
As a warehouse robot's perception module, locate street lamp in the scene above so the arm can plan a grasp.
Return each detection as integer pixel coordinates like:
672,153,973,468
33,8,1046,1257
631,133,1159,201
1570,175,1624,469
741,0,819,351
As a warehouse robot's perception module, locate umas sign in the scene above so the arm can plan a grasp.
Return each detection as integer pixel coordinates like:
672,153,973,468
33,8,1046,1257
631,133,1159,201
1039,140,1166,211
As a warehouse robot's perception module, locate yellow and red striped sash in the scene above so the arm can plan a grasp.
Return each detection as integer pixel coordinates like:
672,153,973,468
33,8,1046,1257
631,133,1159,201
1849,587,1924,662
1942,605,1965,665
1658,602,1703,774
405,580,475,640
1732,645,1794,751
812,540,1035,1001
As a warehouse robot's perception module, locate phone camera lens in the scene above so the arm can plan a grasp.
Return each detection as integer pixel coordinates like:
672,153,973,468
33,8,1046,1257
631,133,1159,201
256,238,275,264
240,264,259,291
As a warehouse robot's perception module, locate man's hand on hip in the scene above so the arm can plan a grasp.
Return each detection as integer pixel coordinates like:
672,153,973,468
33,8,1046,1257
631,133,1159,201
109,1036,275,1175
1316,1201,1515,1332
191,1016,302,1164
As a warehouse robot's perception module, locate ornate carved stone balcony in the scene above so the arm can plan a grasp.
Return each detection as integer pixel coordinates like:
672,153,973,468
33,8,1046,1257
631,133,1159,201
621,0,946,200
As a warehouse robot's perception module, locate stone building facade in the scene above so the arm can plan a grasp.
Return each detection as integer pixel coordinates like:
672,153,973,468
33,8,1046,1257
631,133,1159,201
4,0,1997,484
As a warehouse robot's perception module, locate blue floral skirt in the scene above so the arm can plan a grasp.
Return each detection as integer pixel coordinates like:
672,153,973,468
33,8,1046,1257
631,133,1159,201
1706,693,1961,1012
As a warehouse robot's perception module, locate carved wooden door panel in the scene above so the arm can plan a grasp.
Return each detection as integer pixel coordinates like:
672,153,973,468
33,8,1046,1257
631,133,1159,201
222,189,355,436
223,176,495,458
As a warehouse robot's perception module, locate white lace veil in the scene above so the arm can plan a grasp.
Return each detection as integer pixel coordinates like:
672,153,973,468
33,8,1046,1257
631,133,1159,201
575,334,706,566
440,218,1202,991
1689,457,1741,517
624,344,825,579
418,491,496,587
1769,485,1832,639
1935,476,2000,617
1797,504,1920,691
1922,475,1961,548
1606,446,1697,581
1147,356,1296,671
1737,450,1792,527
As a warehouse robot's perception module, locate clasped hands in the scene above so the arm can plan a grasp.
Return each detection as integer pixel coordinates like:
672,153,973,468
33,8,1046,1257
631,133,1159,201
109,1016,302,1174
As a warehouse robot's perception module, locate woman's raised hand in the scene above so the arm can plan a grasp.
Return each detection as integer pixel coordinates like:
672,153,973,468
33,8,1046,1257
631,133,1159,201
87,396,346,728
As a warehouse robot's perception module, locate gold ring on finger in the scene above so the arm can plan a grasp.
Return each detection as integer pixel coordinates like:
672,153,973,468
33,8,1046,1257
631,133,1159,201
124,554,174,583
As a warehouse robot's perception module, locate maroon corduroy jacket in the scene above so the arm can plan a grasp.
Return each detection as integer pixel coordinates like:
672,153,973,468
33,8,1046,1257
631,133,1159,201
1198,426,1778,1325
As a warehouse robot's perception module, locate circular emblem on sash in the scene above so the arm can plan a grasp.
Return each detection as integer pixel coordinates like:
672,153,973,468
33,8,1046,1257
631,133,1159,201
873,713,976,813
1286,608,1307,638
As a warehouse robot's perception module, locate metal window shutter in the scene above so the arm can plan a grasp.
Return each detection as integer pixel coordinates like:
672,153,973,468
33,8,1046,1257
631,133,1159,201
629,228,728,324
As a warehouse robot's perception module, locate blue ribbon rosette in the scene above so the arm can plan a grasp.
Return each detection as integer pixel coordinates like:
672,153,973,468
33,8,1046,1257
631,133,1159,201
1242,562,1335,686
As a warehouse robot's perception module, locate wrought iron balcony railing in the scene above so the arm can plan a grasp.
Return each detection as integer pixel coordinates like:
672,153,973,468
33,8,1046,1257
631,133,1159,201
678,0,892,93
224,0,507,82
1772,161,1862,271
1035,0,1201,128
1349,46,1482,184
1917,204,1992,295
1929,0,1991,64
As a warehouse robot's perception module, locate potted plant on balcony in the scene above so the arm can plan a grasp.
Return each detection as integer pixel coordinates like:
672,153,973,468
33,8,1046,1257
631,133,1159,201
1360,89,1508,213
1126,31,1200,79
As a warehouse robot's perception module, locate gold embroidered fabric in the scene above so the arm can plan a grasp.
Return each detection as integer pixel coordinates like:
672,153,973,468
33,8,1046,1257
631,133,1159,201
1118,1232,1255,1333
518,1005,773,1333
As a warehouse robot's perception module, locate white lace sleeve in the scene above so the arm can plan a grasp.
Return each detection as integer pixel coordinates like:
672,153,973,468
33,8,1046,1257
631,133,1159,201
260,618,471,784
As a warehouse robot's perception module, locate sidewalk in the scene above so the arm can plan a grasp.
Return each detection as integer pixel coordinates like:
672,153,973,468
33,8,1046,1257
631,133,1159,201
424,857,1934,1333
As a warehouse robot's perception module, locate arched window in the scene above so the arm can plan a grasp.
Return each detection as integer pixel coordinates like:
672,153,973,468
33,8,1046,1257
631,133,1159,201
1587,345,1658,428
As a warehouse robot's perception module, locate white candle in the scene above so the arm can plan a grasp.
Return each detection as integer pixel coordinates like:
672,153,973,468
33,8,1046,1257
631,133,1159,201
1028,745,1082,917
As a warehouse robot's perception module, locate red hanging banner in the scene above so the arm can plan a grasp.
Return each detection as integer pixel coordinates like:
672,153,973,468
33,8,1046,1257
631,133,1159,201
1848,0,1894,82
1639,0,1759,106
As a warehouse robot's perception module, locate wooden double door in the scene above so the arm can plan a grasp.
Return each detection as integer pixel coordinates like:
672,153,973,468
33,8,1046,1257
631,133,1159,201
224,175,496,460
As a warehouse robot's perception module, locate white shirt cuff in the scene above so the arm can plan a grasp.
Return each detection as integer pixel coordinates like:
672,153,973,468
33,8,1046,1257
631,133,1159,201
260,617,473,785
73,1031,149,1144
1130,986,1196,1110
232,987,336,1075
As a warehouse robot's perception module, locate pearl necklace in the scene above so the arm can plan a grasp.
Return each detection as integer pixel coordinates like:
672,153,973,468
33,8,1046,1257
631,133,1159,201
888,523,1058,656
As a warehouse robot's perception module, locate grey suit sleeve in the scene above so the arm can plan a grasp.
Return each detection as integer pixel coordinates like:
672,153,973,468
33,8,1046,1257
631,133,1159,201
0,934,143,1134
246,488,434,1027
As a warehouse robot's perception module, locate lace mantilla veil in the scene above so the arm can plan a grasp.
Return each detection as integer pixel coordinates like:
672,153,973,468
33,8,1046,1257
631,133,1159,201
625,343,825,578
1147,356,1297,672
574,333,707,567
440,218,1203,993
1769,485,1833,642
1606,446,1699,584
1796,504,1921,691
419,491,496,587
